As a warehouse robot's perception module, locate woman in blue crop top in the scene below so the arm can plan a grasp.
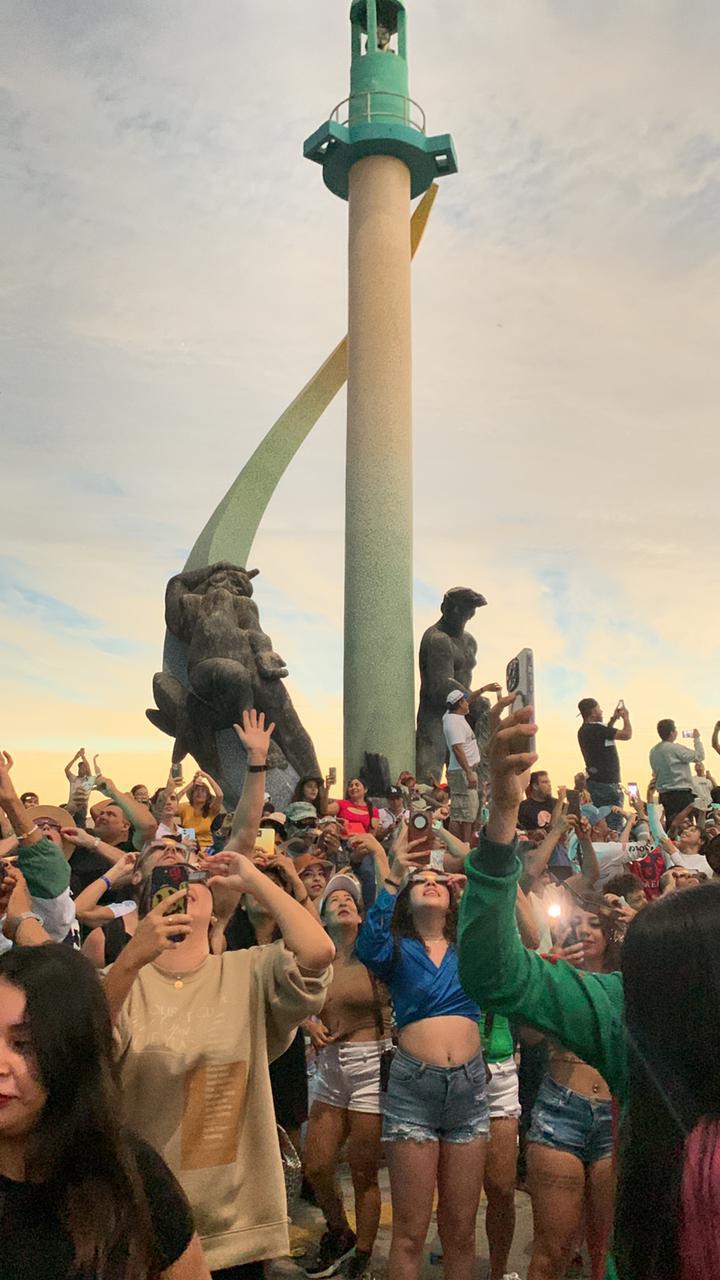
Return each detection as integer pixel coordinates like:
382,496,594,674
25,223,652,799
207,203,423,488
355,829,489,1280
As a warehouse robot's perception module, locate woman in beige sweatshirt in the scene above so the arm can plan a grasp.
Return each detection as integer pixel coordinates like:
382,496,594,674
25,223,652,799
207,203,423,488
104,712,335,1279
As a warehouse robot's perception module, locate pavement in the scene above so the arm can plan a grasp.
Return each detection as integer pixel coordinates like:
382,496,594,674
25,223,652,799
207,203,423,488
272,1165,541,1280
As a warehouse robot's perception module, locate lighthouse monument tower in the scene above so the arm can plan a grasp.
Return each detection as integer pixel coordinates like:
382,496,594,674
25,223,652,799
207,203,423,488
304,0,457,783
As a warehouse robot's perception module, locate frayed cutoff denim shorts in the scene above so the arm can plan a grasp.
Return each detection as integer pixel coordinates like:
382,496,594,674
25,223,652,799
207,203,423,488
528,1075,613,1165
382,1046,490,1144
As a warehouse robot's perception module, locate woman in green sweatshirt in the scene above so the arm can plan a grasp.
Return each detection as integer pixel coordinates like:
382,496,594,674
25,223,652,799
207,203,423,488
457,699,720,1280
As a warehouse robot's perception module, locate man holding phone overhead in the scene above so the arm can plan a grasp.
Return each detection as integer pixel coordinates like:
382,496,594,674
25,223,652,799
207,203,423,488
577,697,632,810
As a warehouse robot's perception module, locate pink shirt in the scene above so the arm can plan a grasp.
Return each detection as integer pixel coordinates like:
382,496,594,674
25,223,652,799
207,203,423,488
336,799,380,835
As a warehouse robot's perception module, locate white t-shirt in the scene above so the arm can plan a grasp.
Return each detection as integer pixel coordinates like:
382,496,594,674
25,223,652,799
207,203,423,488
671,851,714,878
591,842,636,882
691,776,713,811
442,711,480,772
377,806,409,830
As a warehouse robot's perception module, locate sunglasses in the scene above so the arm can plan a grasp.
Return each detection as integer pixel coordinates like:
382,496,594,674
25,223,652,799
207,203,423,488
410,873,451,886
36,819,61,832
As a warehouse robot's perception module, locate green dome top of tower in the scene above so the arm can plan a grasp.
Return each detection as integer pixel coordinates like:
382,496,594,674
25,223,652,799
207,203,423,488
304,0,457,200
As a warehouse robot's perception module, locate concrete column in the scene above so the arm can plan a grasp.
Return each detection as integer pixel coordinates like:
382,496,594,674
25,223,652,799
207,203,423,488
344,154,415,784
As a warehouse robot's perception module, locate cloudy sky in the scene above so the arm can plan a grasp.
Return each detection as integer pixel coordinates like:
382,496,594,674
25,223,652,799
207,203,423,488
3,0,720,802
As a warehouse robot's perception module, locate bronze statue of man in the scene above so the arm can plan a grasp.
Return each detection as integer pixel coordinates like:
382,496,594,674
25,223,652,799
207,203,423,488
416,587,487,782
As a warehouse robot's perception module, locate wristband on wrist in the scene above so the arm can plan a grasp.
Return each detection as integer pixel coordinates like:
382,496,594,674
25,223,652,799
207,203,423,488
19,825,41,842
101,875,112,891
9,912,43,941
247,763,268,773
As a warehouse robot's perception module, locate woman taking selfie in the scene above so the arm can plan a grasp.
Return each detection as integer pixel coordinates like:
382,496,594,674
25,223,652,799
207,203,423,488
356,829,488,1280
0,869,209,1280
459,698,720,1280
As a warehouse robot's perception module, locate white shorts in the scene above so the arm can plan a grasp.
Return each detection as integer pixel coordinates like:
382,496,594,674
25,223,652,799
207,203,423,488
309,1040,392,1115
486,1056,521,1120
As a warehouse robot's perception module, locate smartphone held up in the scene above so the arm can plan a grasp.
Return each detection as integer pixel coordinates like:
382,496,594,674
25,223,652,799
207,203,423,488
506,647,536,756
150,863,189,944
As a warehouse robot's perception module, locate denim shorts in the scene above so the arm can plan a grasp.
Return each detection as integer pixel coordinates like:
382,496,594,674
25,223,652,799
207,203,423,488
382,1047,490,1144
528,1075,613,1165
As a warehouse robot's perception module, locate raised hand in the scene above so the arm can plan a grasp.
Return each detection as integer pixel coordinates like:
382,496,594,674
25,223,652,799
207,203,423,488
61,826,101,849
488,698,539,811
106,852,138,882
125,891,191,966
388,823,431,884
0,866,36,939
604,894,636,928
553,940,587,969
232,709,276,762
207,849,258,894
0,752,17,807
347,832,385,859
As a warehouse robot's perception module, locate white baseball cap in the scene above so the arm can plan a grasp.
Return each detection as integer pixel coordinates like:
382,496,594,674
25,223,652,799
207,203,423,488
319,873,363,915
446,689,468,706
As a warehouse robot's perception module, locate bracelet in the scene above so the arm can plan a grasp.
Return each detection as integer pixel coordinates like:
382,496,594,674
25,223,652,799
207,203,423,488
9,911,42,941
384,877,401,889
101,875,112,891
247,763,268,773
94,836,101,849
20,825,41,842
297,892,310,905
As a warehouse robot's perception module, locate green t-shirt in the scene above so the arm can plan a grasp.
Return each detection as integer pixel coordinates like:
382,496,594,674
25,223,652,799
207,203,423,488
479,1011,513,1063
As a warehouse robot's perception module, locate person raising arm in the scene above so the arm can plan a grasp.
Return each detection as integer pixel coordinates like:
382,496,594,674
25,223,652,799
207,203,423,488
0,751,75,946
1,866,52,947
93,773,157,849
608,703,632,742
226,710,276,849
100,711,334,1276
458,699,720,1280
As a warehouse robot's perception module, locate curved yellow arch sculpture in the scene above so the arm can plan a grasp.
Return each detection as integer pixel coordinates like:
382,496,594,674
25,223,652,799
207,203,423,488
184,182,438,571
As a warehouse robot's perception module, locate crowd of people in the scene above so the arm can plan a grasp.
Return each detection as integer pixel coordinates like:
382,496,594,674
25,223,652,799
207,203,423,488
2,690,720,1280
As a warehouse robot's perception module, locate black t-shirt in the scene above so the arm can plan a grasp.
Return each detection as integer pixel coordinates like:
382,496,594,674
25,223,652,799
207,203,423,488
69,840,135,903
518,797,556,832
0,1135,194,1280
578,722,620,784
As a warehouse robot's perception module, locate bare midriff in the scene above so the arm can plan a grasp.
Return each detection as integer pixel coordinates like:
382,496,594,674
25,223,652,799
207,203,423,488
398,1015,481,1066
548,1046,611,1101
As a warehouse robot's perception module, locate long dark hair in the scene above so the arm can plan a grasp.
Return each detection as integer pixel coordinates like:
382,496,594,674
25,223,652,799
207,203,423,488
391,880,458,951
0,946,154,1278
292,774,328,817
344,777,374,825
616,884,720,1280
564,884,623,973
